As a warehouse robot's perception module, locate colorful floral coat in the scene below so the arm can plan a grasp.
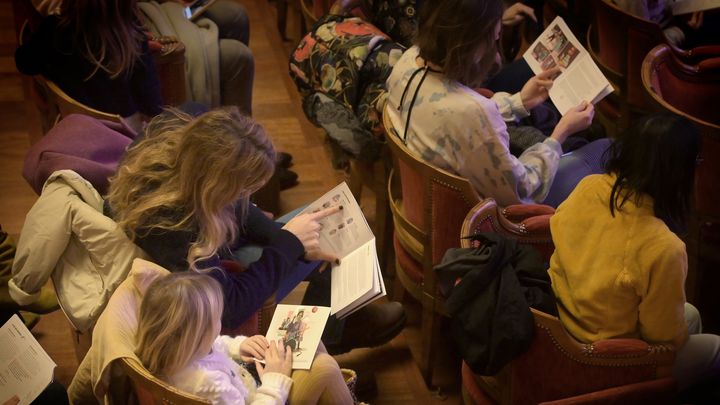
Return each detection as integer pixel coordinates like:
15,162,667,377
289,15,404,160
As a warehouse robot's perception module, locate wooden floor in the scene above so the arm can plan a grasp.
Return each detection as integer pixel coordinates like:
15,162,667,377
0,0,462,403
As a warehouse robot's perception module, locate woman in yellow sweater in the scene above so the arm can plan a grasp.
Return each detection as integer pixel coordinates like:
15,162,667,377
548,114,719,392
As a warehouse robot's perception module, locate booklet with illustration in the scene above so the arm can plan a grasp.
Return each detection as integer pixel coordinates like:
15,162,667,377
298,182,387,319
0,315,56,405
670,0,720,14
523,16,613,115
265,304,331,370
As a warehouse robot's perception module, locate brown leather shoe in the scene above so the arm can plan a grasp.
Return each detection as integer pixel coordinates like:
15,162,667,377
327,301,406,355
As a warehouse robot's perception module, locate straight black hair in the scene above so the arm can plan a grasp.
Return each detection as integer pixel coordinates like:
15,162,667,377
604,114,701,233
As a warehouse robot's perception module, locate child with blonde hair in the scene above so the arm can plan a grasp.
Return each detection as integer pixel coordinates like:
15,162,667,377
136,272,354,405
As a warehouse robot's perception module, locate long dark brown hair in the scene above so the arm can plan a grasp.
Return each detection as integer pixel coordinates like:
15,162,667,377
60,0,145,79
414,0,504,87
604,114,701,233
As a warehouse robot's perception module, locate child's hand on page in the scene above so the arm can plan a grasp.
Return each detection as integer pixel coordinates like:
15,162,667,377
256,340,293,377
239,335,270,362
521,67,561,110
283,206,342,263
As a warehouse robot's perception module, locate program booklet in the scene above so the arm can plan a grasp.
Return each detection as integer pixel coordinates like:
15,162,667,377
523,16,613,115
0,315,56,405
265,304,331,369
670,0,720,14
298,182,387,319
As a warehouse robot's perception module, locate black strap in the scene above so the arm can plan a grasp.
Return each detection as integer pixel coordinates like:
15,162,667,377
398,65,433,144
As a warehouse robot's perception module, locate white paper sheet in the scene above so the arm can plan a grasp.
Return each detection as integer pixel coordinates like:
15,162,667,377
523,16,613,114
0,315,56,405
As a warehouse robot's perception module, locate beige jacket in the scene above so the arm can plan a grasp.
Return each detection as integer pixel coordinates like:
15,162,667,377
9,170,146,332
69,258,170,405
138,0,222,107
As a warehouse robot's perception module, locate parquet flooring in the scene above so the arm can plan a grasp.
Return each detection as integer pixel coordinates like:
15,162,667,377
0,0,462,403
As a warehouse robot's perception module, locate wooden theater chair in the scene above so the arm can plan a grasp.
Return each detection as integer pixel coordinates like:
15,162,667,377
120,357,212,405
383,104,482,386
459,199,677,405
586,0,720,136
642,43,720,332
461,309,677,405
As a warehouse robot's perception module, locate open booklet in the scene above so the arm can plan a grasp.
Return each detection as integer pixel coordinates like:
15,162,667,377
0,315,56,405
298,182,387,319
670,0,720,14
265,304,331,370
523,16,614,115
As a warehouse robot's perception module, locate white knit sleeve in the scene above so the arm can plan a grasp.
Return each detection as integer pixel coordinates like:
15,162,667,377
192,369,248,405
250,372,293,405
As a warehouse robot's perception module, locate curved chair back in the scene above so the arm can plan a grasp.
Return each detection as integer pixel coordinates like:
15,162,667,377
642,43,720,332
460,199,555,263
463,309,676,405
384,105,481,293
641,44,720,219
41,78,126,124
120,357,211,405
383,104,480,385
587,0,666,132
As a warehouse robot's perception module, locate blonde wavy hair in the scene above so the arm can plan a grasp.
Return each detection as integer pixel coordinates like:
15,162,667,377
107,107,276,271
136,272,224,378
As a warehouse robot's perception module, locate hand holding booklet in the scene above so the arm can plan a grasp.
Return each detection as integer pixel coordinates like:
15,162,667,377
298,182,387,319
523,16,614,115
0,315,56,405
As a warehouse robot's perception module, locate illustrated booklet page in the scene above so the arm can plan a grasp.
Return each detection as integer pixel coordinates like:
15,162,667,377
523,16,613,115
298,182,386,319
0,315,56,405
265,304,331,369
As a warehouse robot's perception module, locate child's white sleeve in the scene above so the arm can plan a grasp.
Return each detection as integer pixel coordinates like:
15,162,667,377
216,335,247,360
252,372,293,405
194,369,248,405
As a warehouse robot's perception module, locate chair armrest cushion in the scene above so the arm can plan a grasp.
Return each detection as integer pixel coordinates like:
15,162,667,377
586,339,650,356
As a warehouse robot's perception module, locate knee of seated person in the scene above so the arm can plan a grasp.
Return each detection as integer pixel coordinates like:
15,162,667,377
685,302,703,334
310,352,341,376
219,40,254,70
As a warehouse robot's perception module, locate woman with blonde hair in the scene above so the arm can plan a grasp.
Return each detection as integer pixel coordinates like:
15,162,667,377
107,107,340,329
136,272,354,404
15,0,162,129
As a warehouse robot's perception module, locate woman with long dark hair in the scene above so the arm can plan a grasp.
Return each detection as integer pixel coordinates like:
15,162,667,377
549,114,720,393
15,0,163,130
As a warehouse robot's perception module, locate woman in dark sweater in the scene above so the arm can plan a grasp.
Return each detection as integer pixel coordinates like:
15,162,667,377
106,107,339,328
15,0,163,123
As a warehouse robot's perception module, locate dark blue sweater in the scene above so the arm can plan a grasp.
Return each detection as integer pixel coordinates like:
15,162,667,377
110,203,305,329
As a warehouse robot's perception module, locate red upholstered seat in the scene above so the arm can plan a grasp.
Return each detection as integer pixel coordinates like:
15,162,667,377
384,103,481,386
586,0,720,135
642,43,720,331
462,309,677,405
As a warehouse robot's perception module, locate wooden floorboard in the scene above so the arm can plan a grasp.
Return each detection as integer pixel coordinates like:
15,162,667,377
0,0,462,402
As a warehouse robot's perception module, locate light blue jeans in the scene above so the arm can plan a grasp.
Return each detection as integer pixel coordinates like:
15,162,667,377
674,303,720,390
543,138,612,207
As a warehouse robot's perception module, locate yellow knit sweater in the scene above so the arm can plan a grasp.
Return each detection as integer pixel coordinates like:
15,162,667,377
548,174,689,347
